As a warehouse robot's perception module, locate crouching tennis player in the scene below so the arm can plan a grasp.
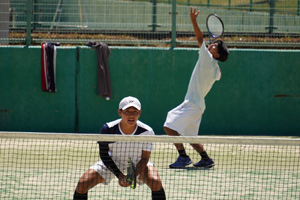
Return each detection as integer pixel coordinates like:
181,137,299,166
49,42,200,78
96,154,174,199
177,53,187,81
164,7,229,169
74,96,166,200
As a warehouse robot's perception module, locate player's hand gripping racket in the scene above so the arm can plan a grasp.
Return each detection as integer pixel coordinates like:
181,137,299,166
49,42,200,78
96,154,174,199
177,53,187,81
206,14,224,44
126,157,136,189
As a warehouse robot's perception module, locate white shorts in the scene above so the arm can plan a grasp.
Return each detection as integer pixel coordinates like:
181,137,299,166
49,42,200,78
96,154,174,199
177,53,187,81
90,159,154,185
164,100,202,136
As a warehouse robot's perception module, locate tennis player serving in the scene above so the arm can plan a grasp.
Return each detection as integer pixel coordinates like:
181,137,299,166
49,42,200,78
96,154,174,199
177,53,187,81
74,96,166,200
164,7,229,169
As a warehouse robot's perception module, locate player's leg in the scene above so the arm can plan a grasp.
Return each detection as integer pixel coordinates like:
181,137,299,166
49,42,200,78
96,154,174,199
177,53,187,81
163,126,184,149
139,165,166,200
163,127,192,168
190,143,214,168
74,169,105,200
190,143,205,153
163,101,189,147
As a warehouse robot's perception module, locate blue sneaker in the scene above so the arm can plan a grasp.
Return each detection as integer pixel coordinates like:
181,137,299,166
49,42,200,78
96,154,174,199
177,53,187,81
169,156,192,168
193,158,215,168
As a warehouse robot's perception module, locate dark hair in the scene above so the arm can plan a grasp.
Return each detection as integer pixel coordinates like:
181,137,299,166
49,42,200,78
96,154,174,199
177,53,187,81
214,40,229,62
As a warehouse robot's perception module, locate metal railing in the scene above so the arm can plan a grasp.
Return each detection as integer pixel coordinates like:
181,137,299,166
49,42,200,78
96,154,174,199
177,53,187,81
1,0,300,48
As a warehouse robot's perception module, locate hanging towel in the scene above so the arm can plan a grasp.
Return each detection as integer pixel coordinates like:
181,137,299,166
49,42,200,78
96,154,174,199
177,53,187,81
41,42,60,92
86,42,112,100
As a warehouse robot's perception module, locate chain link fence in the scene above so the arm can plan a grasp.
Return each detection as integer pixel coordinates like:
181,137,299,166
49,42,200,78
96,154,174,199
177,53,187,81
1,0,300,48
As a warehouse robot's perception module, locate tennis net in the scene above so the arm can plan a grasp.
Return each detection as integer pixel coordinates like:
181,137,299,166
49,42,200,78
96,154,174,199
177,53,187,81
0,132,299,200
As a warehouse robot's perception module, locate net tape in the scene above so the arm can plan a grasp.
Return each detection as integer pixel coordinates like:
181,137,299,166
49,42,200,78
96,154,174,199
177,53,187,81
1,131,299,146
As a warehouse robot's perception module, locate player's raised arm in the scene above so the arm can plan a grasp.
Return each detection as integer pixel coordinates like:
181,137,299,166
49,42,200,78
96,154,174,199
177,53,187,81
190,7,203,48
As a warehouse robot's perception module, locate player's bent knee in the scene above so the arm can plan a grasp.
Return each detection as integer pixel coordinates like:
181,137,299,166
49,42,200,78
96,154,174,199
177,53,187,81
148,179,163,191
76,169,104,193
153,182,163,191
76,184,88,194
76,178,90,194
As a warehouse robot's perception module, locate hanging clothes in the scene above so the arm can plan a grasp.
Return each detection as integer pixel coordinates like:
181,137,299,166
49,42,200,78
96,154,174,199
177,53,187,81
86,42,112,100
41,42,60,92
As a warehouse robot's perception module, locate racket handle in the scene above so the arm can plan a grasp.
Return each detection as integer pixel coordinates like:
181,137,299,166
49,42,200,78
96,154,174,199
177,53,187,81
209,37,212,44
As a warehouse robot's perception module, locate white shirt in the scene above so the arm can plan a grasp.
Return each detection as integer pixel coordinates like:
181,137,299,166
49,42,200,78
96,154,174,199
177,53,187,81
102,119,154,166
184,41,221,113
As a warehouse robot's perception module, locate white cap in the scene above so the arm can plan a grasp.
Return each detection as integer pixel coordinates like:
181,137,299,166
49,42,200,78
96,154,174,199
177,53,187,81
119,96,141,110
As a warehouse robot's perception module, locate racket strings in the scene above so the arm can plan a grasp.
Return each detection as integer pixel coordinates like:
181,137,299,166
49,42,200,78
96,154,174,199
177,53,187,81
207,16,223,37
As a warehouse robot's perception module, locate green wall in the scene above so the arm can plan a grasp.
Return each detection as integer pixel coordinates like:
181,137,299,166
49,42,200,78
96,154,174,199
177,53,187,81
0,46,299,135
0,47,77,132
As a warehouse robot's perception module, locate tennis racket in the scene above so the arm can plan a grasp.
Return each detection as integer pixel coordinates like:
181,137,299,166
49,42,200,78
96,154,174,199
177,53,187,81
206,14,224,44
126,157,136,189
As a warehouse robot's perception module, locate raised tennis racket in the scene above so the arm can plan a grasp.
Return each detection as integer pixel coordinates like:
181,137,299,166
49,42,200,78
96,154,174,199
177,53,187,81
206,14,224,44
126,157,136,189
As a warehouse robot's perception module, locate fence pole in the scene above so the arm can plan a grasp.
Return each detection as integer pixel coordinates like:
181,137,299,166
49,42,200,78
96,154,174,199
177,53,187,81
0,0,10,41
297,0,300,16
268,0,275,34
152,0,157,32
250,0,252,12
26,0,33,46
171,0,177,48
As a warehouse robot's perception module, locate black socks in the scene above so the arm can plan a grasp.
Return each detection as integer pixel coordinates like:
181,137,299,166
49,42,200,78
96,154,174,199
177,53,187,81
179,149,210,160
73,191,87,200
152,188,166,200
74,188,165,200
178,149,188,157
200,151,210,160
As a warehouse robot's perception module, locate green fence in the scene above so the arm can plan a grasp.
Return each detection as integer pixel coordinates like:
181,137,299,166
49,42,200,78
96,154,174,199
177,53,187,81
1,0,300,47
0,46,299,135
